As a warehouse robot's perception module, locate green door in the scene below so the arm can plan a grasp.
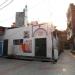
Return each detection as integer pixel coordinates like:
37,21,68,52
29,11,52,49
35,38,46,57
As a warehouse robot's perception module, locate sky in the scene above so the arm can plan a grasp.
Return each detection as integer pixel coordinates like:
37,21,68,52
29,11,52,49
0,0,75,30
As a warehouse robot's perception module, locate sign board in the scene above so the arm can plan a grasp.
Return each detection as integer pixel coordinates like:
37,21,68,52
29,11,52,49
24,31,29,38
0,27,5,35
20,40,32,53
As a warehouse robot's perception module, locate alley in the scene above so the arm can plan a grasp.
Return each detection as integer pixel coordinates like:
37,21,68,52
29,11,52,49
0,50,74,75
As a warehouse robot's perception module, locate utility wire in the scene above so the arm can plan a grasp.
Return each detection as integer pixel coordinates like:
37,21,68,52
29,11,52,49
0,0,46,25
0,0,9,7
0,0,14,10
0,0,43,23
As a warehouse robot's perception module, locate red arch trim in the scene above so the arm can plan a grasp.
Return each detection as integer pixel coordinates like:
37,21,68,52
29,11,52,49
33,28,47,37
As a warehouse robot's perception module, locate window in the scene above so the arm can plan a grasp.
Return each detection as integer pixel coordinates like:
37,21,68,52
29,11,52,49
13,39,23,45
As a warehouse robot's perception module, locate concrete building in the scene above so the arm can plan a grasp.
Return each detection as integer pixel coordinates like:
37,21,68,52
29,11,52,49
15,5,28,27
0,23,60,62
16,12,24,27
0,4,62,62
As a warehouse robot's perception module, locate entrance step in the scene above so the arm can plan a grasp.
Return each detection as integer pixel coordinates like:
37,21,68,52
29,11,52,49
6,55,54,62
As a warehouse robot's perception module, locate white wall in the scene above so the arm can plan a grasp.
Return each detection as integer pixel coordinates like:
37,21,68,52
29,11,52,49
3,26,56,58
47,36,52,58
4,26,34,56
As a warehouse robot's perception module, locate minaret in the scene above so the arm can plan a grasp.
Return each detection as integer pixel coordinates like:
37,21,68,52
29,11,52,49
23,5,28,27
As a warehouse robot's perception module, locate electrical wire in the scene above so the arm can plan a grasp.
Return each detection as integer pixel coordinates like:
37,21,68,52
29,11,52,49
0,0,45,26
0,0,9,7
0,0,43,24
0,0,14,10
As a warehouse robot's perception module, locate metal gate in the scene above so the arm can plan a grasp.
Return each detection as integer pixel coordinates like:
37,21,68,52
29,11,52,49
35,38,46,57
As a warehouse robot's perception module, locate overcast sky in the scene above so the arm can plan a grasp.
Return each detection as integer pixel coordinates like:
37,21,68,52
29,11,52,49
0,0,75,30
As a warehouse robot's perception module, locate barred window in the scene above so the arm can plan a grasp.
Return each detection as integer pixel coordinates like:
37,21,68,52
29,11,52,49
13,39,23,45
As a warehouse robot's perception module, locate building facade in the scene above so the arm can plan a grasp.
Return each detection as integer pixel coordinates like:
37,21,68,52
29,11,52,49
67,3,75,50
0,23,60,62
